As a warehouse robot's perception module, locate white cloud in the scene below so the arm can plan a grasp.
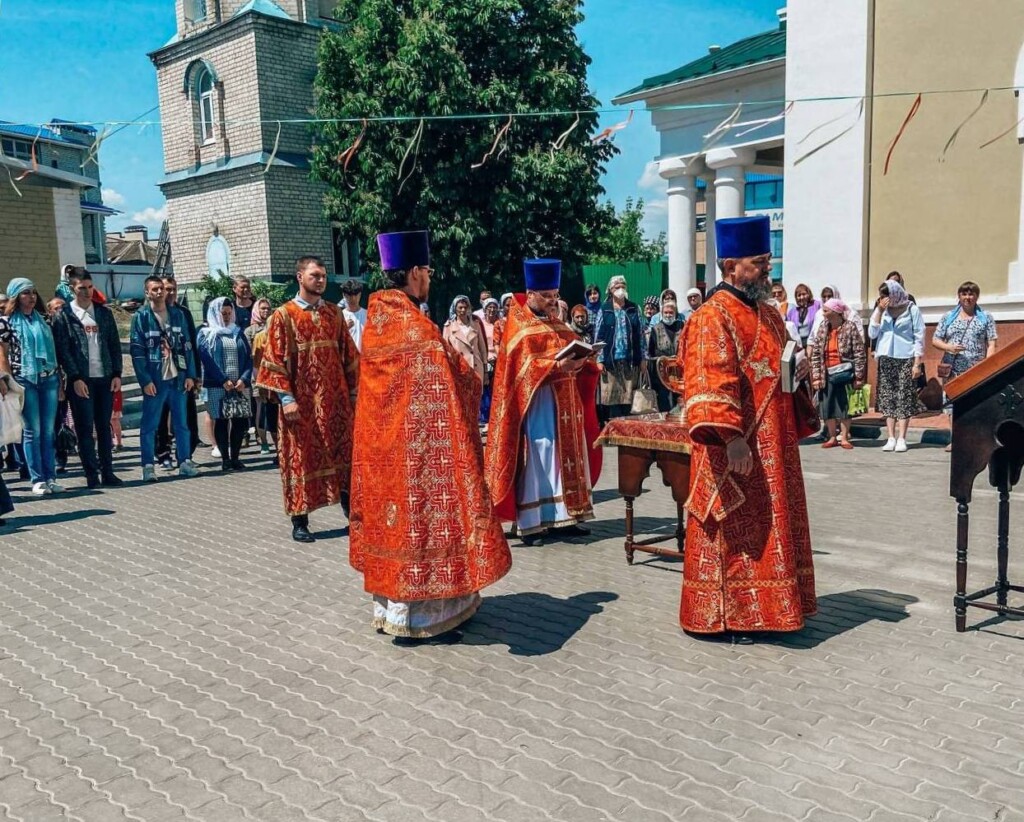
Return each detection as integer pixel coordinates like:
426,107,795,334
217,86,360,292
637,161,666,192
101,188,125,207
131,205,168,226
642,197,668,239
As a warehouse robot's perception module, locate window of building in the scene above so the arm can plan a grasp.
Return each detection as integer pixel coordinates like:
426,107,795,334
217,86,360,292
197,69,216,144
206,234,230,279
184,0,208,23
318,0,339,19
1,137,33,162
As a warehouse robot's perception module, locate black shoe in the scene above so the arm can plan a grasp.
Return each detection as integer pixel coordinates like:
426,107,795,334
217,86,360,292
521,530,548,546
556,523,591,537
291,523,315,543
230,460,246,471
56,465,67,475
340,492,350,519
222,460,233,473
18,468,29,481
86,475,100,490
101,473,124,487
393,630,464,647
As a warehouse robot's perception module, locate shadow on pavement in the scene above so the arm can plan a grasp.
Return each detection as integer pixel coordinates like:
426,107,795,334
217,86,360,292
465,591,619,656
2,508,115,533
968,612,1024,640
761,588,918,649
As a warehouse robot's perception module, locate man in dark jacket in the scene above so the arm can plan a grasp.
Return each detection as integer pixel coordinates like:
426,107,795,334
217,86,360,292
51,270,123,488
155,275,201,468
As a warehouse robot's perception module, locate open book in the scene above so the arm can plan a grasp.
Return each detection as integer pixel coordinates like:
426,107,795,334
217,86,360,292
554,340,606,361
781,340,798,393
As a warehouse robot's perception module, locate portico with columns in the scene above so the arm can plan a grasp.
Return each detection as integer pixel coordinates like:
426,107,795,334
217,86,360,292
614,11,787,297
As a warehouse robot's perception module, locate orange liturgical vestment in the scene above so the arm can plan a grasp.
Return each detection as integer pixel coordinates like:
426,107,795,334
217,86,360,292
485,295,602,526
349,290,511,617
255,299,358,517
680,288,817,633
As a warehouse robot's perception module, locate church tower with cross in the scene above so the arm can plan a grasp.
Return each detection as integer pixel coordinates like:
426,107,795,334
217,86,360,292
149,0,354,286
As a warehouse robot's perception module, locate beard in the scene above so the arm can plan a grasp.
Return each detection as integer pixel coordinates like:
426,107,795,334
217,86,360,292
741,279,774,303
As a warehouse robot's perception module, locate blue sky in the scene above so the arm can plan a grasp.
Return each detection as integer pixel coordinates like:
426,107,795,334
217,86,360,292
0,0,782,237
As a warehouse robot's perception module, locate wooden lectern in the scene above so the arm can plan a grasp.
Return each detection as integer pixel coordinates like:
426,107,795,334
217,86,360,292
945,336,1024,632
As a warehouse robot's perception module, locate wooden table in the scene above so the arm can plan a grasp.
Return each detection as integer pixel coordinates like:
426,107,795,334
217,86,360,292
595,412,691,565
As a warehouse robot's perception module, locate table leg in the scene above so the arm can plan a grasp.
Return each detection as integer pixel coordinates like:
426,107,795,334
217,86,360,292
676,502,685,554
625,496,635,565
955,500,969,632
997,479,1010,608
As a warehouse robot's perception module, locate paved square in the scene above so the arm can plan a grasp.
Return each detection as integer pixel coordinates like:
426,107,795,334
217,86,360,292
1,437,1022,821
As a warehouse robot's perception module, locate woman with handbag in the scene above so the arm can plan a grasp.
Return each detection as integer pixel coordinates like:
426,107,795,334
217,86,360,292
932,281,997,451
869,280,925,453
198,297,253,472
646,294,684,412
810,299,867,450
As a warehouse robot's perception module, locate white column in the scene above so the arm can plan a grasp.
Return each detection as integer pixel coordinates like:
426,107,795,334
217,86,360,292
659,156,705,297
705,146,756,220
703,178,717,287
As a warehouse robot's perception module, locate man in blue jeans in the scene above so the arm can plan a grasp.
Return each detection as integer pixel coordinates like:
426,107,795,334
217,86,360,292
52,270,124,489
129,276,199,482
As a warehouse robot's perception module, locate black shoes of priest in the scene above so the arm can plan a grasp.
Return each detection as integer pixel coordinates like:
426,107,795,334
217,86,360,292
291,516,315,543
557,523,591,537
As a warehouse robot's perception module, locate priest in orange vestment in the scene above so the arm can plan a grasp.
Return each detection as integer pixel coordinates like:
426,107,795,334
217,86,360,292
255,256,358,543
486,259,602,546
680,216,817,634
350,231,511,640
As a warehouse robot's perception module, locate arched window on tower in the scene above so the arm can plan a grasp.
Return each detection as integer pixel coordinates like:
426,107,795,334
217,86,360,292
197,67,216,144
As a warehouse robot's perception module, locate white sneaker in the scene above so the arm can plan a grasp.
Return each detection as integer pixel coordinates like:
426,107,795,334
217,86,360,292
211,446,222,458
142,465,158,483
882,438,897,452
179,460,199,478
894,438,908,453
31,481,48,496
46,480,64,494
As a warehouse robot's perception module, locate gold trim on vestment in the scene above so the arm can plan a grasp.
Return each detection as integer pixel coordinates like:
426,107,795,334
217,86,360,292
517,494,566,511
686,392,742,411
298,339,340,352
372,596,481,638
594,434,691,455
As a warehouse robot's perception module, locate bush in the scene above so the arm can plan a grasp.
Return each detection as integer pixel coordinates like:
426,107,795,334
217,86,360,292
197,275,288,307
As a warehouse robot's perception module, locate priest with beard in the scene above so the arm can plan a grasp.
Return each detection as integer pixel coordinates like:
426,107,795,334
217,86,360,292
679,216,818,636
349,230,511,642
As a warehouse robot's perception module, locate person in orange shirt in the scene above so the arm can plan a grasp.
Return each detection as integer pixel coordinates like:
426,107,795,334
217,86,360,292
809,298,867,450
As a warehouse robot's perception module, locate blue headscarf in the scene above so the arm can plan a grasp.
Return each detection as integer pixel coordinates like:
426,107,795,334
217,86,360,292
447,295,471,323
5,278,56,383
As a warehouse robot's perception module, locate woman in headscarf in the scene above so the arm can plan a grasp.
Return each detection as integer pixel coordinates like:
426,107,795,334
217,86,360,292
869,280,925,453
198,297,253,472
478,297,501,425
0,278,62,495
786,284,821,350
442,295,488,385
810,298,867,450
244,297,278,459
770,283,789,317
595,275,643,423
493,292,514,350
647,291,685,412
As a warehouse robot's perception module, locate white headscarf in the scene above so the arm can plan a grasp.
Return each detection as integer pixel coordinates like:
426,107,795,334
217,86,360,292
200,296,239,345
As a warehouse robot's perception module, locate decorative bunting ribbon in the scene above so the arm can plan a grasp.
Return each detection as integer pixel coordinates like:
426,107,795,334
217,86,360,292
733,102,794,138
472,114,513,169
941,90,988,159
336,118,367,188
263,121,282,173
590,109,633,144
397,118,425,194
13,129,41,182
883,93,922,175
550,112,581,156
700,104,743,153
793,98,865,166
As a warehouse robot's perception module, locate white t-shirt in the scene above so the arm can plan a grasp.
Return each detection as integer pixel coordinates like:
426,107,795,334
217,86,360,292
342,306,367,352
71,302,103,378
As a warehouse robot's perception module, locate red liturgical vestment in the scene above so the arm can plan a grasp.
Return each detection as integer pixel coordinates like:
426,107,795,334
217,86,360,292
680,290,817,633
485,296,602,524
349,289,511,603
255,299,358,517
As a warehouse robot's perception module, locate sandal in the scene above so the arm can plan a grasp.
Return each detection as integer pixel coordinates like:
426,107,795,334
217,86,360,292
822,438,839,449
840,440,854,450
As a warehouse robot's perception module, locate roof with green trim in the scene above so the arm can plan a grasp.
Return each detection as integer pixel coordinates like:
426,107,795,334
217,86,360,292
616,25,786,100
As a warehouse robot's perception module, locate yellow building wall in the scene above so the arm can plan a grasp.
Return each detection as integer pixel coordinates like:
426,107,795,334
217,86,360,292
869,0,1024,302
0,184,60,297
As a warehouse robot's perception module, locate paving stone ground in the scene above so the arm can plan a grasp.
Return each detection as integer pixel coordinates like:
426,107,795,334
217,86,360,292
1,434,1023,822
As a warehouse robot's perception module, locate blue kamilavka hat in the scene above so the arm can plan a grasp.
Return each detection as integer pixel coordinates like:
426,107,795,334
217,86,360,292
377,230,430,271
524,259,561,291
716,216,771,259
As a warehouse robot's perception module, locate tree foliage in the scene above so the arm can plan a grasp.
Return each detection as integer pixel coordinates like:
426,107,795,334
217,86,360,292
196,275,288,307
312,0,616,307
588,197,666,264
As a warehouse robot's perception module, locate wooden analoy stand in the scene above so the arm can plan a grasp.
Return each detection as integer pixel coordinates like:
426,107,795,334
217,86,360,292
945,335,1024,632
595,412,691,565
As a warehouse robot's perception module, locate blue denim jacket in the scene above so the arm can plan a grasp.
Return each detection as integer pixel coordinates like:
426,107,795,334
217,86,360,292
129,304,197,391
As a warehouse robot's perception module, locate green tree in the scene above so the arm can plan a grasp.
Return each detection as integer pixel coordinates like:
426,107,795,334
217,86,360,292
588,197,666,264
312,0,616,308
